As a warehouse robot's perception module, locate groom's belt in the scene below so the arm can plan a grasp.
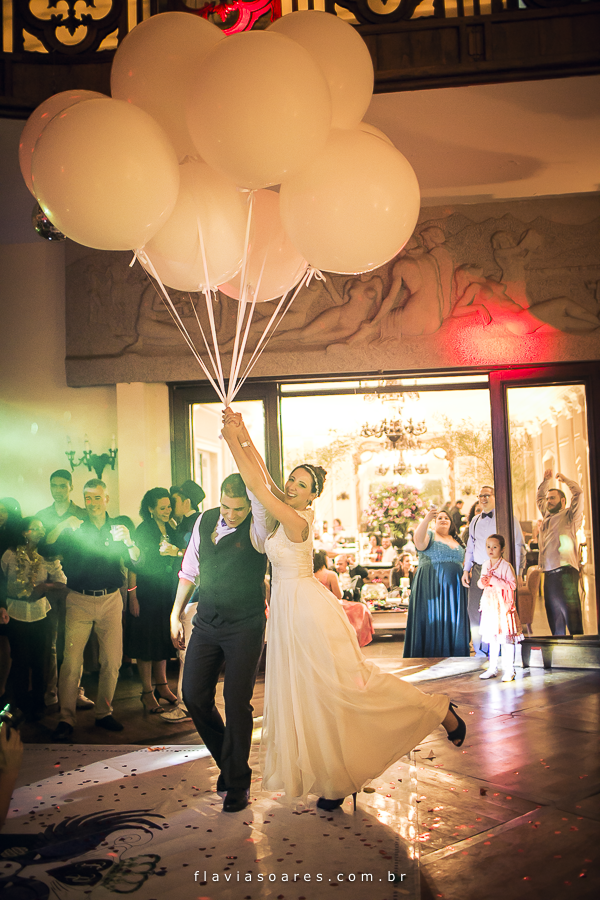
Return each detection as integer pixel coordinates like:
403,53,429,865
193,607,266,628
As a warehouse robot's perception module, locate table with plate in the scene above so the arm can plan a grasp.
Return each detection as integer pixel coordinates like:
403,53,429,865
361,575,410,636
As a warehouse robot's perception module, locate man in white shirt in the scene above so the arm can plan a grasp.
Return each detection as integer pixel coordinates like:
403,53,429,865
537,469,584,635
170,474,270,814
380,535,397,565
462,485,525,655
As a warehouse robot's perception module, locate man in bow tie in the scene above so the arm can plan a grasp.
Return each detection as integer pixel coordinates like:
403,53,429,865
461,486,525,655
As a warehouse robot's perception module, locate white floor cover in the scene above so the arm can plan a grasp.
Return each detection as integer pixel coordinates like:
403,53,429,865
2,742,420,899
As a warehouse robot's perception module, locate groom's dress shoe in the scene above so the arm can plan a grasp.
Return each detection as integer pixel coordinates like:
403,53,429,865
223,788,249,813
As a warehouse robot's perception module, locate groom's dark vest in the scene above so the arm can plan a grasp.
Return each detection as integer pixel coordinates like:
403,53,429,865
193,507,267,626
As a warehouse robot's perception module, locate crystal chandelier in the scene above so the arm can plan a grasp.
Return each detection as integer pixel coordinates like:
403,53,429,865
361,396,428,478
360,416,427,451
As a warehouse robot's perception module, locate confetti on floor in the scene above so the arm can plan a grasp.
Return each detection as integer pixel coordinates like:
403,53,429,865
2,744,421,899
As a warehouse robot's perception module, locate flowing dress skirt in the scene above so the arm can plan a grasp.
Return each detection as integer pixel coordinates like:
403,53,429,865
261,571,448,800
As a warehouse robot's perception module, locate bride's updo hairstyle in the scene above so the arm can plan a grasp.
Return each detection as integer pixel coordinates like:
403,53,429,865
291,464,327,498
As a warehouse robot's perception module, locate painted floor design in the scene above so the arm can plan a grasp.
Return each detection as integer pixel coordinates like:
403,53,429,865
2,742,421,900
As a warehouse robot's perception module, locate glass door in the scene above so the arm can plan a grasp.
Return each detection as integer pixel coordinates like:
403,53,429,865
190,400,266,510
490,365,600,638
279,375,492,564
169,381,280,500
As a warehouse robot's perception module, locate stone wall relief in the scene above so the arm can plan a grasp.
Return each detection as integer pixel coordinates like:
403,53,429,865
65,205,600,373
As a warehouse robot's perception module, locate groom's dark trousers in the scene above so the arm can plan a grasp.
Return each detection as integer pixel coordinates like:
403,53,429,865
181,507,267,791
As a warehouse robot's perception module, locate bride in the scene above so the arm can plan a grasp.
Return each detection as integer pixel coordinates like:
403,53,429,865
221,409,465,809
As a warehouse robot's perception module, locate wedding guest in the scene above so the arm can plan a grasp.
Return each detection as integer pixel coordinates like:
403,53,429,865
0,717,23,829
462,486,524,656
367,533,382,562
314,551,374,648
404,508,470,659
380,535,397,565
449,500,465,532
1,517,66,719
0,499,22,705
537,469,584,635
171,480,206,547
478,534,523,682
35,469,86,532
391,552,415,588
46,479,140,741
126,488,183,714
461,502,481,544
402,530,417,555
36,470,92,711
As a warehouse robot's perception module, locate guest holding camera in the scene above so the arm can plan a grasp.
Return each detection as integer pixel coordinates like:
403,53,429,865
404,507,470,659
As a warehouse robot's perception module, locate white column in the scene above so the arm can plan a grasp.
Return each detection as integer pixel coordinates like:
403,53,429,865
116,383,171,523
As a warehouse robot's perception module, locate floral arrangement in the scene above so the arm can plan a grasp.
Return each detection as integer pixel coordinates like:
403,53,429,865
364,482,424,539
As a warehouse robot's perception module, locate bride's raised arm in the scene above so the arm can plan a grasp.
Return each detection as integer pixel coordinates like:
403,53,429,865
232,414,286,503
221,410,310,544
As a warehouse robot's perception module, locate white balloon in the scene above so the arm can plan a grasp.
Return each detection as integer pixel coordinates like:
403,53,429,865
186,31,332,190
359,121,394,147
144,160,247,291
218,189,308,302
111,12,224,161
280,129,420,274
31,98,180,251
19,90,107,196
269,10,374,130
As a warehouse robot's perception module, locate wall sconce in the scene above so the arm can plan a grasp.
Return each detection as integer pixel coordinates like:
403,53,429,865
66,435,118,480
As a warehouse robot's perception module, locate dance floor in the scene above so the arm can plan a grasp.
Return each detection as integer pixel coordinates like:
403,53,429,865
3,651,599,900
3,740,420,899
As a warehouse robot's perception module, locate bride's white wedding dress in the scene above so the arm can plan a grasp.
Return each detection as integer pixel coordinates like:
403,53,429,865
260,509,448,800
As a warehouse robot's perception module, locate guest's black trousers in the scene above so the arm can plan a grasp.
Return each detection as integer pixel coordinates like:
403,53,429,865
544,566,583,636
182,613,265,791
7,616,49,714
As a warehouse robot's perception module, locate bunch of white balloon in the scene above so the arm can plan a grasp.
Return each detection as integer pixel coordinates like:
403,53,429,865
19,9,420,398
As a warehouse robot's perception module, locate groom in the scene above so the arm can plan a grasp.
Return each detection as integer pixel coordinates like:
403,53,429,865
170,473,269,813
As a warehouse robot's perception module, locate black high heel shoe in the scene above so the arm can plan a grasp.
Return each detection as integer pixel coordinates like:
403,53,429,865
141,690,162,714
317,793,357,812
154,682,177,705
446,702,466,747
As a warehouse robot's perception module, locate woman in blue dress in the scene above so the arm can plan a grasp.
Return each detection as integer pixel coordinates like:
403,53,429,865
404,507,471,658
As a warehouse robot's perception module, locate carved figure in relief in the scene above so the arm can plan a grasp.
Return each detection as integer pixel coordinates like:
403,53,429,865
491,229,542,308
344,228,454,345
492,228,537,271
216,284,320,354
422,226,454,319
268,272,385,346
132,289,202,350
451,265,600,334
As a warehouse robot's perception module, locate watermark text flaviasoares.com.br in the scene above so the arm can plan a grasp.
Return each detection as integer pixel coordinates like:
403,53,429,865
194,870,406,883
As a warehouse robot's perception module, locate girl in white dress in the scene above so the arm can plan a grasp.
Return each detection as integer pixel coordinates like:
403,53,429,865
478,534,523,682
221,410,466,809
